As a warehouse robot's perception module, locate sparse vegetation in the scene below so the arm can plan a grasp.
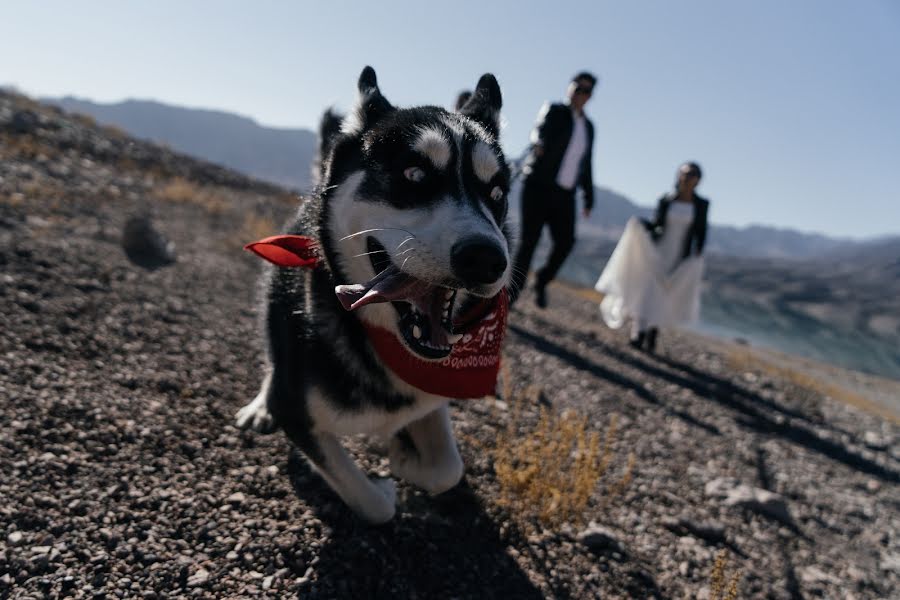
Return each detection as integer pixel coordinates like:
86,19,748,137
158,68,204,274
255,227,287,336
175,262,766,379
489,366,634,529
154,177,229,214
709,550,741,600
0,132,60,161
727,348,899,424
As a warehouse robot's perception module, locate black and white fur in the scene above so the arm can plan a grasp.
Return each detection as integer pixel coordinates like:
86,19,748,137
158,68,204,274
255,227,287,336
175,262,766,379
236,67,512,523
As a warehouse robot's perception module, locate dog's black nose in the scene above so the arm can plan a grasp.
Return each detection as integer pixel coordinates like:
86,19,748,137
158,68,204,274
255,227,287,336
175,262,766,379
451,236,507,285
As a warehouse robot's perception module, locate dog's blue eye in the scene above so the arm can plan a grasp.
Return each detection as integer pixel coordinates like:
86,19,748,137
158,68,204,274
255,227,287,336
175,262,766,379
404,167,426,183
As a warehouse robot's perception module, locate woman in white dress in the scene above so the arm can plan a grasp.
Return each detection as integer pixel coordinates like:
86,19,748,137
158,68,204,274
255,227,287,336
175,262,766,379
594,162,709,352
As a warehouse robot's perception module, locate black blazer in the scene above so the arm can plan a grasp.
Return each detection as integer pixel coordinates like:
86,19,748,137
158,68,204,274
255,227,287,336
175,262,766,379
521,102,595,210
643,193,710,259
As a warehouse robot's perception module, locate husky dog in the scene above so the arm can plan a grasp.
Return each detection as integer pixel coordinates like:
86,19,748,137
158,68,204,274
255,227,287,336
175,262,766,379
237,67,512,523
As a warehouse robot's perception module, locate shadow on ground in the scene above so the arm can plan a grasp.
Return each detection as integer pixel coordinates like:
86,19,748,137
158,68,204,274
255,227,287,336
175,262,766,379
284,451,545,599
513,313,900,484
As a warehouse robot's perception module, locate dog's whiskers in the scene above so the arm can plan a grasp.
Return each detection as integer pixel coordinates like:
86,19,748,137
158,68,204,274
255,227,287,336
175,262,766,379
339,228,417,242
352,249,389,259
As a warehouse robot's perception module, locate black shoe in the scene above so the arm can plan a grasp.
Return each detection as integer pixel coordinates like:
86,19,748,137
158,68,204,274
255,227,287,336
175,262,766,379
646,328,658,353
534,284,547,309
629,331,645,350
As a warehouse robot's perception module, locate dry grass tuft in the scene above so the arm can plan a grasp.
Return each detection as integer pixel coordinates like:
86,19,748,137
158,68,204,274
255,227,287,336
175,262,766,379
71,113,97,128
709,550,741,600
0,132,60,161
489,368,634,529
101,124,128,139
155,177,229,214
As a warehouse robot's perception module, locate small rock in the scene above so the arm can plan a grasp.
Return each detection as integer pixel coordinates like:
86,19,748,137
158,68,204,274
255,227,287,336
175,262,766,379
122,216,176,270
800,565,835,585
8,110,39,134
7,531,23,545
724,485,793,526
225,492,246,504
880,552,900,573
187,568,210,587
703,477,740,498
863,431,888,451
662,516,727,544
577,523,625,554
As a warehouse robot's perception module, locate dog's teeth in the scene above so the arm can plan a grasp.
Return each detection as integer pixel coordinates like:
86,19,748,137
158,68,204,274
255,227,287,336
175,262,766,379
447,332,463,344
412,325,422,339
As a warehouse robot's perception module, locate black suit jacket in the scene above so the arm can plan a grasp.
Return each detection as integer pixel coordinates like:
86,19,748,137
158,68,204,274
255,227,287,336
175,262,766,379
644,193,710,259
521,102,595,210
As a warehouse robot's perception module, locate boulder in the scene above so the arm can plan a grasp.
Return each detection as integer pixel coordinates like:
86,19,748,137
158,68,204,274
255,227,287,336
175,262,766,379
122,216,176,269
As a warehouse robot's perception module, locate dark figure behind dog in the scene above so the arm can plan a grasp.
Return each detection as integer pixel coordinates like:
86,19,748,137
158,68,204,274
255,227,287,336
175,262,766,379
510,71,597,308
454,90,472,111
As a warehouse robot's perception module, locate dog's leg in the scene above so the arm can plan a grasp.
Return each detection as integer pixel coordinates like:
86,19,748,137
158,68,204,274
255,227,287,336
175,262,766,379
307,432,397,524
390,404,464,495
235,370,276,433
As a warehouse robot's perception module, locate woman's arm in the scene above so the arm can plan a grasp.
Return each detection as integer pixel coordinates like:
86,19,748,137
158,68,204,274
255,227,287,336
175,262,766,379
695,200,709,255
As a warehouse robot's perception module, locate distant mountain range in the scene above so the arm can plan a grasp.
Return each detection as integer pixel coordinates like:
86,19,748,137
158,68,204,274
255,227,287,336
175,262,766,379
46,95,895,262
40,94,900,379
49,96,317,191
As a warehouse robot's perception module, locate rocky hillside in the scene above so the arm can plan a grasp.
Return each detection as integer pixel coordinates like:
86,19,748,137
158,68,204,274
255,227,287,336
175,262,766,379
2,91,898,598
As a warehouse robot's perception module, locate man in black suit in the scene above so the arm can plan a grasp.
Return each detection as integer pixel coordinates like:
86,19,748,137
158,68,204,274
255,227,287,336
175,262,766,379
511,72,597,308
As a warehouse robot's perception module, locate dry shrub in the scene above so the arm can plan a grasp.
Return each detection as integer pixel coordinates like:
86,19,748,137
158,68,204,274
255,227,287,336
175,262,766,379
0,132,59,161
155,177,229,214
71,113,97,128
490,368,634,529
102,124,128,139
709,549,741,600
0,192,26,207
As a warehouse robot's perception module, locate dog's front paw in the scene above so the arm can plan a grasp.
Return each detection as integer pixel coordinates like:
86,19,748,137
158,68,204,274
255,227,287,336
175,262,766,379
353,477,396,524
235,395,275,433
389,437,463,496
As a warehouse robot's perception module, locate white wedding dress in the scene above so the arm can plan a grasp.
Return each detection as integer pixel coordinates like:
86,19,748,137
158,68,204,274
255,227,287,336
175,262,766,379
594,202,704,330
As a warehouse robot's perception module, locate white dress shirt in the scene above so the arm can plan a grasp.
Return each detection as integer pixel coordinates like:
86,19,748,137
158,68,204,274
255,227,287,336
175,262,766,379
555,111,587,190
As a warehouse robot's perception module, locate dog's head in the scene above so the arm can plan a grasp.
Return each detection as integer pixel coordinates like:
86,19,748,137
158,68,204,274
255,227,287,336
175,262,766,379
320,66,512,361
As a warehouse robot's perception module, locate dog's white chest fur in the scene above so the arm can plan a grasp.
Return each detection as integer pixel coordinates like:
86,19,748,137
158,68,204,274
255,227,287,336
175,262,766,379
306,386,447,439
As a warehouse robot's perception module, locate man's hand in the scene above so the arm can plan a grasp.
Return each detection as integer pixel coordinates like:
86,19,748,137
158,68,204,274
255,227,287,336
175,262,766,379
582,207,592,219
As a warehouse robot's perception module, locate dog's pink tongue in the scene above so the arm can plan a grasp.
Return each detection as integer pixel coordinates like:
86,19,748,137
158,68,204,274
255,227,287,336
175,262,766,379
335,266,423,311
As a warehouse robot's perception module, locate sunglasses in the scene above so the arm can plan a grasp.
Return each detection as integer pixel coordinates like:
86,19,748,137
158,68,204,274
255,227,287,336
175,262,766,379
574,86,593,95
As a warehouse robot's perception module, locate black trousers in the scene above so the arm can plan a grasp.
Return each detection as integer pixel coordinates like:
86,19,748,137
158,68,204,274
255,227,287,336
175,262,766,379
510,179,576,300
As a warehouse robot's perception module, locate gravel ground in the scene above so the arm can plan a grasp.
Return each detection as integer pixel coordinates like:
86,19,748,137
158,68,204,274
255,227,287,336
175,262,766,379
1,91,898,599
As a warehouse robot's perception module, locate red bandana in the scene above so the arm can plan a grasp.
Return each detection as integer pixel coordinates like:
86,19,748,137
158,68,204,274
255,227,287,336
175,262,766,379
245,235,507,399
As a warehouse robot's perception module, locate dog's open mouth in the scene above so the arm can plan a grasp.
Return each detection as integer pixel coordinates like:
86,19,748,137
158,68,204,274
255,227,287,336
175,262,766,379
335,238,462,359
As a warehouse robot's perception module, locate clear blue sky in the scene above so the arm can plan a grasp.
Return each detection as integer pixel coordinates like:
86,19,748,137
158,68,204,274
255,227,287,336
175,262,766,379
3,0,899,238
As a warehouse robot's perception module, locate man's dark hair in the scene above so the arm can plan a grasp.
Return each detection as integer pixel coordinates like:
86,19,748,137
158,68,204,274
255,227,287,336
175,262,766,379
573,71,597,87
681,161,703,179
454,90,472,111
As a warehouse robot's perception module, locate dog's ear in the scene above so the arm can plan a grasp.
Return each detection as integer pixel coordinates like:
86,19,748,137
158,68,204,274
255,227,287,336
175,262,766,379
347,66,394,133
460,74,502,138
